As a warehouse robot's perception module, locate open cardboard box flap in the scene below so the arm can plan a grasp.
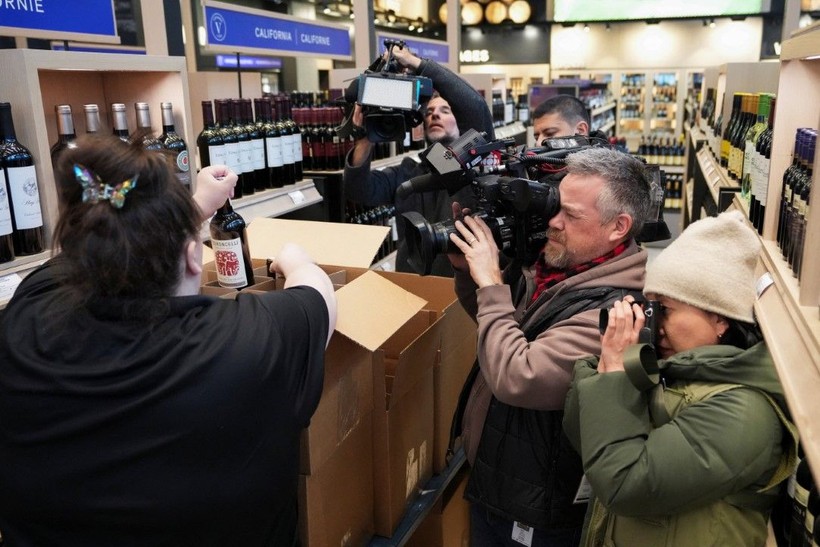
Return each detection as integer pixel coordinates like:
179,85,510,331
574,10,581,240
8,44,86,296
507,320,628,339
202,217,390,269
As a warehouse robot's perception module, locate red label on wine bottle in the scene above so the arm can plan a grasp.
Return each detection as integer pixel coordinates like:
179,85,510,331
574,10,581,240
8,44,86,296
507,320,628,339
212,237,249,288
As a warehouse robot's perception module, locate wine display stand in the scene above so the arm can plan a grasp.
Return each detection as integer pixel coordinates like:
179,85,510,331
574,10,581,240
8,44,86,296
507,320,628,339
686,25,820,487
0,49,323,308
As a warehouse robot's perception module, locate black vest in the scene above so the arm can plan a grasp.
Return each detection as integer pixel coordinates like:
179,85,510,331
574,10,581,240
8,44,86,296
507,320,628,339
458,285,640,530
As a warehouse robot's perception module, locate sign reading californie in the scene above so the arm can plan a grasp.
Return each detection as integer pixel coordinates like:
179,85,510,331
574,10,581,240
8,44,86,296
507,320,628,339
202,0,352,60
0,0,119,42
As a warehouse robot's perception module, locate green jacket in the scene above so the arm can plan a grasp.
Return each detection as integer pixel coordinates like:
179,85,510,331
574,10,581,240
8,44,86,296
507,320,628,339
563,342,798,547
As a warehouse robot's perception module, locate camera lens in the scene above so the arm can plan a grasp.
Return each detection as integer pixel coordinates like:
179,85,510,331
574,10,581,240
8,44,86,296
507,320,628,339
366,112,407,142
402,212,456,275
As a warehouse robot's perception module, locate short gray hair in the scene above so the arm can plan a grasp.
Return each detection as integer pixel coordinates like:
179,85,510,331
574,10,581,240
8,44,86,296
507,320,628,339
564,147,652,239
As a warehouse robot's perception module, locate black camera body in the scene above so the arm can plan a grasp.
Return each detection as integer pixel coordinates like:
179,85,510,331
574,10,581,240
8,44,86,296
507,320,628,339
400,130,595,275
340,40,434,143
403,175,559,275
598,298,662,348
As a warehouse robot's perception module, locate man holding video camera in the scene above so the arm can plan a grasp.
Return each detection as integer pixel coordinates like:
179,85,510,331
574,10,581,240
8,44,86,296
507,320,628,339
448,147,652,546
343,46,494,277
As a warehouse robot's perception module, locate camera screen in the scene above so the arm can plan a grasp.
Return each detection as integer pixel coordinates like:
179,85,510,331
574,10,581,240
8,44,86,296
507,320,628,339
360,76,415,110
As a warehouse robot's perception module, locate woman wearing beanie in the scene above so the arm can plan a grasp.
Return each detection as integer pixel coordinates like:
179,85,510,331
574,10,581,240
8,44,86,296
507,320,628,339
562,210,798,547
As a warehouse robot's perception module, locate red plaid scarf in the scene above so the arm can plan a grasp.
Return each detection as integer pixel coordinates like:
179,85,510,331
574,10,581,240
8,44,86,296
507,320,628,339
530,242,628,303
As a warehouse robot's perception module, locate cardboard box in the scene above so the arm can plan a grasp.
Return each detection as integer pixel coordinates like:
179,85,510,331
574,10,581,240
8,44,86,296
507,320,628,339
299,410,375,547
406,467,471,547
202,219,475,539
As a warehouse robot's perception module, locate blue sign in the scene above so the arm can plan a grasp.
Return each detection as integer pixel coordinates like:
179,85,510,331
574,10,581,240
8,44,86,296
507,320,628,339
377,33,449,63
215,54,282,70
0,0,118,42
203,1,351,59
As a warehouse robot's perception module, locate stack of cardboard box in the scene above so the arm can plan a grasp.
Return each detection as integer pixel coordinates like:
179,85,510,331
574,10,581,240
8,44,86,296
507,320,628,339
202,218,478,544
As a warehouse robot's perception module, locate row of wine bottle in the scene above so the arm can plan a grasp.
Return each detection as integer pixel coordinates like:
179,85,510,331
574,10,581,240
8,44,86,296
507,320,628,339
346,203,397,264
0,102,44,263
777,128,815,281
50,101,192,191
636,135,685,166
780,453,820,547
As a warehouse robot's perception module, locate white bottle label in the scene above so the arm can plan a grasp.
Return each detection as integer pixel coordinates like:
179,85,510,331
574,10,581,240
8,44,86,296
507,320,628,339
239,140,252,174
292,133,303,163
209,144,227,167
0,171,13,236
251,138,265,170
212,237,249,288
282,134,295,164
265,136,284,168
225,142,242,173
7,165,42,230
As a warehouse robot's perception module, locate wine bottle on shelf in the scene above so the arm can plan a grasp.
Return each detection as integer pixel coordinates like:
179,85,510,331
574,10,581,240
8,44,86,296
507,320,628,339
209,199,255,290
133,102,165,151
84,104,101,135
747,94,772,228
297,105,313,172
323,107,339,171
196,100,226,170
262,97,285,188
273,96,296,185
310,106,325,171
253,98,273,189
791,458,813,547
111,103,130,142
720,93,741,168
805,487,820,547
0,167,13,263
158,101,191,192
231,99,255,196
244,99,267,192
50,104,78,165
0,102,45,257
285,95,303,182
792,130,814,279
753,96,776,234
778,130,802,257
516,94,530,125
741,94,766,205
215,99,243,199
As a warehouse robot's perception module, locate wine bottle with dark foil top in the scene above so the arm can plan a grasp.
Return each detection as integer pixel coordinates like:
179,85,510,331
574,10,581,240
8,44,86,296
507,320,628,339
0,102,44,256
209,199,254,290
197,100,225,170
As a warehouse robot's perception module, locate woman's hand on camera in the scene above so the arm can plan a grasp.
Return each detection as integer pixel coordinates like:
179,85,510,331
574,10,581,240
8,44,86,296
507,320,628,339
194,165,237,221
598,296,645,373
448,204,502,288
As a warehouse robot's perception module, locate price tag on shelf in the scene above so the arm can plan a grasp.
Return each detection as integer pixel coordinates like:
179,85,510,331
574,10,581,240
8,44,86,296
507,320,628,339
288,190,306,204
0,272,22,302
756,272,774,298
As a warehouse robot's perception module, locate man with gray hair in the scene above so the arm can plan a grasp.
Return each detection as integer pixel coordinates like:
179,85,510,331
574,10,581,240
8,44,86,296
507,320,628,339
447,147,652,546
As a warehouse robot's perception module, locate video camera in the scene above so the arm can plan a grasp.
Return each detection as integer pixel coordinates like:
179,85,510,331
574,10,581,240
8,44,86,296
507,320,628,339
399,130,671,275
338,39,433,143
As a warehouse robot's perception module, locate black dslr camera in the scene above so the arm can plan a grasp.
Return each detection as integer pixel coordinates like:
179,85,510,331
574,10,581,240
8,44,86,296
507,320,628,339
338,39,433,143
598,298,662,348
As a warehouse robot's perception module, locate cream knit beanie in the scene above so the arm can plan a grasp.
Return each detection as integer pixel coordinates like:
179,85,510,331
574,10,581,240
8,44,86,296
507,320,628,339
644,210,761,323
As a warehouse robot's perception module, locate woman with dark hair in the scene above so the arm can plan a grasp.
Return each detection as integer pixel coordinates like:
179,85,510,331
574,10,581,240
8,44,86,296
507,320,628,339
563,210,797,547
0,134,336,546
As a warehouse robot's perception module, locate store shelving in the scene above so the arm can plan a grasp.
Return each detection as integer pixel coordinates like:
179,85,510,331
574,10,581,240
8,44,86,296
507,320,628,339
0,49,322,308
685,24,820,487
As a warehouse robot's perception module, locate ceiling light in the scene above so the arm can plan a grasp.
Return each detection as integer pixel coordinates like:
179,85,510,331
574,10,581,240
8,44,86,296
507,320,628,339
507,0,531,24
461,1,484,25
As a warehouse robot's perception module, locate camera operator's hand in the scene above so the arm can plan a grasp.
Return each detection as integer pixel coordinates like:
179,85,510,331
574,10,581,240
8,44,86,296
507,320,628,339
449,204,502,288
598,296,645,374
349,104,374,167
386,46,422,73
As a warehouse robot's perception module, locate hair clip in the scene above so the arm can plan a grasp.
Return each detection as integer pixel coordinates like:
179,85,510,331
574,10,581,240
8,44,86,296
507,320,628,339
73,164,138,209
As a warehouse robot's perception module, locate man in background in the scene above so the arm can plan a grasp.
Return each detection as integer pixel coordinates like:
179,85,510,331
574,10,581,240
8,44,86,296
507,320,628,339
531,95,590,146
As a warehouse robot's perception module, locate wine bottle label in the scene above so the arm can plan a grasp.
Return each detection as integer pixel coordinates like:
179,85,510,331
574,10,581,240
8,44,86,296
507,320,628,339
239,140,253,174
292,134,303,163
265,137,284,167
282,134,295,164
251,138,265,170
175,150,190,173
209,144,227,166
0,171,13,236
212,237,249,288
224,142,242,173
6,165,43,230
